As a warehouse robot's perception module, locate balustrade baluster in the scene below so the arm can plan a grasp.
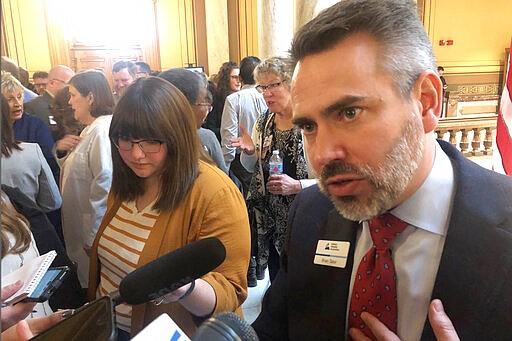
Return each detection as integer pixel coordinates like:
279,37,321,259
449,129,457,147
435,129,445,142
460,129,470,155
483,127,493,155
471,128,483,156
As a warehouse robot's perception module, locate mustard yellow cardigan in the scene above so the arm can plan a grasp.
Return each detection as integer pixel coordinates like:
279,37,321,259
88,161,250,337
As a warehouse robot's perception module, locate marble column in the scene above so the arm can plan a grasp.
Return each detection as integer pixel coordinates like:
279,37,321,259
257,0,294,59
294,0,318,31
257,0,339,59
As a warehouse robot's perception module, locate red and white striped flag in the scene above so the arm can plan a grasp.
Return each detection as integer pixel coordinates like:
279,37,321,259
494,37,512,175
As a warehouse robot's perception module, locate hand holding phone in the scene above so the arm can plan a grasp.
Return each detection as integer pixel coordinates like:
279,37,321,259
1,281,36,331
22,267,69,303
31,296,116,341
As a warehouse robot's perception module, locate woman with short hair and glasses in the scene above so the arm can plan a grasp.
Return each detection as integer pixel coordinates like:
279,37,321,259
88,77,250,340
55,70,114,289
232,56,316,283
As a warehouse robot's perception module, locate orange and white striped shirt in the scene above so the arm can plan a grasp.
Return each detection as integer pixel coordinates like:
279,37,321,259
97,201,158,333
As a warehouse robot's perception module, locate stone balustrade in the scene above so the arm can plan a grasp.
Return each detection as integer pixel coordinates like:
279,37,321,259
435,114,497,157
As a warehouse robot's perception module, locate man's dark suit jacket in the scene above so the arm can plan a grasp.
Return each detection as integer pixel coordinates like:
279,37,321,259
252,140,512,340
24,91,60,141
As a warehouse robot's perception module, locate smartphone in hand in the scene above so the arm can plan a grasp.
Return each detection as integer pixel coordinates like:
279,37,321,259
22,266,69,303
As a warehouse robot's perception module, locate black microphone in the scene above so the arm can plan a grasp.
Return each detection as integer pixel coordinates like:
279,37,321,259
115,237,226,305
192,312,259,341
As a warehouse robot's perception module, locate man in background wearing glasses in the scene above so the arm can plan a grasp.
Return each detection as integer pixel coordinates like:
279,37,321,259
32,71,49,96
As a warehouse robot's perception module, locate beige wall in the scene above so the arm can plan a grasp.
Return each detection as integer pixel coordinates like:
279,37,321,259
2,0,51,73
2,0,231,77
2,0,215,75
205,0,230,76
425,0,512,82
157,0,190,71
2,0,511,86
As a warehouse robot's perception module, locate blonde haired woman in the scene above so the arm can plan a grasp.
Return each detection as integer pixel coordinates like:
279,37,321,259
1,191,52,327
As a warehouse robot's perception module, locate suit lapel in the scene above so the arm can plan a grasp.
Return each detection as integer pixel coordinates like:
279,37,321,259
321,209,359,336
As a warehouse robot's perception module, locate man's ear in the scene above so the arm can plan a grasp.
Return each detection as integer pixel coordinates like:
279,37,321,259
414,70,443,133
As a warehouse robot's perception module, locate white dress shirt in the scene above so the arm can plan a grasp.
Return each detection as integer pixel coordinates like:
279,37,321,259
220,85,267,167
348,141,455,340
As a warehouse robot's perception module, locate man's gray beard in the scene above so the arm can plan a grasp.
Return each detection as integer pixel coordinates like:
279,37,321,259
318,114,424,221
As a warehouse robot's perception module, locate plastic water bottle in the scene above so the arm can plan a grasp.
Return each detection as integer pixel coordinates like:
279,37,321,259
269,150,283,175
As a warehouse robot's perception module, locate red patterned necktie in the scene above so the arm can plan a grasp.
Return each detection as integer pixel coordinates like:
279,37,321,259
348,213,408,339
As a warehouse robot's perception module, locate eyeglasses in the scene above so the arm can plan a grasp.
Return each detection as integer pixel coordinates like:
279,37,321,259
255,81,284,93
51,78,67,84
195,103,213,113
230,75,240,80
113,138,163,153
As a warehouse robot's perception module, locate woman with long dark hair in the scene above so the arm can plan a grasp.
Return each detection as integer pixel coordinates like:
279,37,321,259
203,61,241,141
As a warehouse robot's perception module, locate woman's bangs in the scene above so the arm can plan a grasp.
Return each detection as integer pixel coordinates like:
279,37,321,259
112,100,166,141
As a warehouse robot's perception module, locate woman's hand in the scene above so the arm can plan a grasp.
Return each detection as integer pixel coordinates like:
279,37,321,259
1,310,65,341
56,135,82,154
151,279,216,317
230,125,255,155
1,281,37,332
152,281,195,305
267,174,302,195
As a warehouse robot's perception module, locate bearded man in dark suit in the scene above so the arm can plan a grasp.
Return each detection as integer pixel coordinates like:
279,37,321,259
253,1,512,340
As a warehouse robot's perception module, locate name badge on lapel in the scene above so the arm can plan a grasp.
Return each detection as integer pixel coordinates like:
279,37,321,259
314,240,350,268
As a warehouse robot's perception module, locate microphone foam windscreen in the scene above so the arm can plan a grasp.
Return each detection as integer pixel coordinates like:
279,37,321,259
214,312,259,341
119,237,226,305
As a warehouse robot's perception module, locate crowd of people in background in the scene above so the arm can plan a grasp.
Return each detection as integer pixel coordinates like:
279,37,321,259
0,51,278,339
1,1,511,339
